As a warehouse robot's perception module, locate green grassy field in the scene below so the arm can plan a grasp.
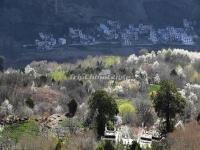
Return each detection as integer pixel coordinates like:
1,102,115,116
1,120,39,142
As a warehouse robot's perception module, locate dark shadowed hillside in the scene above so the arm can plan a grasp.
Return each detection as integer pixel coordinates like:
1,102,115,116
0,0,199,42
0,0,200,68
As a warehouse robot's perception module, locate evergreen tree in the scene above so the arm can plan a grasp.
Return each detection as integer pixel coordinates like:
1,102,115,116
89,90,118,136
151,80,186,132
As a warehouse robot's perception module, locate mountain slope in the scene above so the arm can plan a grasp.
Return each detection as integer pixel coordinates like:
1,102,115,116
0,0,199,49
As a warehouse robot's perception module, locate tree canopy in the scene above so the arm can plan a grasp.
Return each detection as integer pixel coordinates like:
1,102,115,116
151,80,186,132
197,113,200,124
129,141,142,150
88,89,118,136
96,141,116,150
66,99,78,118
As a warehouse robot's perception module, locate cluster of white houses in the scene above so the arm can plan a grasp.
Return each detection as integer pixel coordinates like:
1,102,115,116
35,32,66,50
102,125,161,149
69,28,96,45
68,19,195,46
101,116,162,149
34,19,196,50
150,26,194,45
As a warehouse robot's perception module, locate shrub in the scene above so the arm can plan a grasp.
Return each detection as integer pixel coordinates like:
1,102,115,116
25,98,34,109
197,113,200,124
96,141,116,150
116,99,135,115
66,99,78,118
148,84,160,96
129,141,142,150
106,121,115,131
50,70,68,81
104,56,120,67
54,139,62,150
168,121,200,150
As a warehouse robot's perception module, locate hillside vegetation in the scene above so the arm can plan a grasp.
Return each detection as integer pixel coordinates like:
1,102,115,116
0,48,200,149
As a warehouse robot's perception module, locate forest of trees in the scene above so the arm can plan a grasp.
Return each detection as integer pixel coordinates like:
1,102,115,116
0,49,199,149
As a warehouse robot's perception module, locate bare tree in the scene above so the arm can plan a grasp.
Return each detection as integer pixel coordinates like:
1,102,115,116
135,96,155,127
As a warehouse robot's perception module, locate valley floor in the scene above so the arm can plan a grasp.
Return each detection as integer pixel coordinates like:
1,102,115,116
3,44,200,69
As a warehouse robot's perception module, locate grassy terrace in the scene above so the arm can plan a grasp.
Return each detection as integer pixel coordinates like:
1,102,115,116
1,120,39,142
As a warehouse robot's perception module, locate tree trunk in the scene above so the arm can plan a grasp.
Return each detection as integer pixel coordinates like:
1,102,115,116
166,114,171,132
166,92,171,132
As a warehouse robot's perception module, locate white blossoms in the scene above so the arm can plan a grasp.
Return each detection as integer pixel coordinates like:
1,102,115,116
104,86,113,94
0,99,13,115
54,105,64,113
135,69,148,80
25,65,36,74
188,92,198,103
152,61,159,70
113,85,124,94
127,54,138,64
176,65,186,78
24,65,38,77
157,49,200,63
179,83,200,107
127,48,200,67
185,83,200,95
178,89,186,98
154,74,160,84
143,51,157,63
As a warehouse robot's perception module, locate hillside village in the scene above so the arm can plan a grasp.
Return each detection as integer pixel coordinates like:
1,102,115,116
32,19,197,50
1,1,200,149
